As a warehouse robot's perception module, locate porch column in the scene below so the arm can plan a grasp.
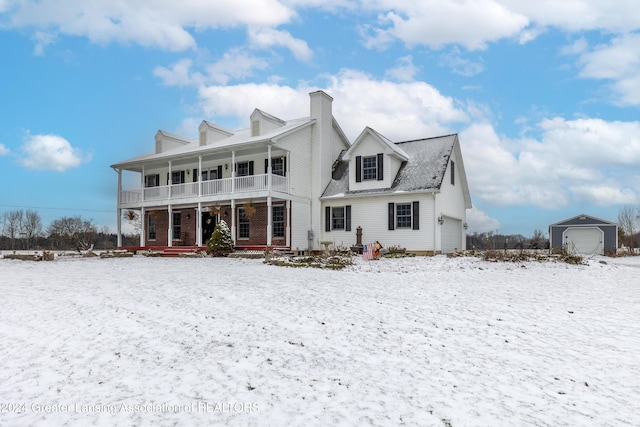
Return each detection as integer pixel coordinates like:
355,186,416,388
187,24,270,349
141,165,145,201
286,199,291,248
196,202,202,246
231,150,236,243
198,156,202,196
168,205,173,247
139,207,145,247
116,168,122,248
168,160,172,200
267,145,272,246
231,199,236,245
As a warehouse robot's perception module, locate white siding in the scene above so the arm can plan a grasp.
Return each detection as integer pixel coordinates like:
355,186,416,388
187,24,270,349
348,135,394,191
436,146,467,251
290,200,311,252
322,195,436,252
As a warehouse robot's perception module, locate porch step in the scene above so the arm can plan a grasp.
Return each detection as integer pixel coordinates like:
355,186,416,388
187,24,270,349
161,247,203,258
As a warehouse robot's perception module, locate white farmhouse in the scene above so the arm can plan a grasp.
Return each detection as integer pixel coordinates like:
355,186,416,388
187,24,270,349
111,91,472,254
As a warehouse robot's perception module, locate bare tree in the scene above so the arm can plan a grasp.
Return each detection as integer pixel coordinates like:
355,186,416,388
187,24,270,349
618,205,637,251
529,229,547,249
2,210,24,250
48,216,97,251
22,209,43,250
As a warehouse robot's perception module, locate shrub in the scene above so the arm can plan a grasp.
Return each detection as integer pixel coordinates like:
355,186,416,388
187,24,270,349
206,220,234,257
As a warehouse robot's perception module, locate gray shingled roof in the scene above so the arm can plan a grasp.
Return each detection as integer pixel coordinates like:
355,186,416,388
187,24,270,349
322,134,457,198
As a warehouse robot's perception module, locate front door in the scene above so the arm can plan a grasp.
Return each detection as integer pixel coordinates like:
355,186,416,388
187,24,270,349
202,212,217,243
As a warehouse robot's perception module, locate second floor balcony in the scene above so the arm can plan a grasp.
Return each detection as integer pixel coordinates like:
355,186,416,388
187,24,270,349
119,173,289,208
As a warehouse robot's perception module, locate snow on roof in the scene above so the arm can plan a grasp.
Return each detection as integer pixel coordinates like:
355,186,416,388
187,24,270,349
323,134,457,197
112,117,313,168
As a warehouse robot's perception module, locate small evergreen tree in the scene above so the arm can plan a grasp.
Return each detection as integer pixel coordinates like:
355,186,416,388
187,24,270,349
206,220,234,256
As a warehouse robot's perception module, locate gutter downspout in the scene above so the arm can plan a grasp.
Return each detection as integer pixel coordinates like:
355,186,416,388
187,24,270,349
433,193,437,255
116,168,122,248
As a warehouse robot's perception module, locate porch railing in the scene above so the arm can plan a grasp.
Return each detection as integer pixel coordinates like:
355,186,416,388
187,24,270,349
119,173,289,206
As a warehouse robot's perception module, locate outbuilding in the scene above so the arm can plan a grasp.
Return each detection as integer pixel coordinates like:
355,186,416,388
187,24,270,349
549,214,618,256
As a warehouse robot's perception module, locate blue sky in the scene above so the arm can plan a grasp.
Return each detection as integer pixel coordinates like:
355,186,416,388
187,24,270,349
1,1,639,237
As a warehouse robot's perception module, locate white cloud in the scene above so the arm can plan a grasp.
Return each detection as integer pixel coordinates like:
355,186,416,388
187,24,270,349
503,0,640,33
385,55,419,82
206,49,271,85
6,0,295,51
31,31,56,56
466,207,501,234
153,58,198,86
574,33,640,106
248,27,312,62
0,143,10,156
438,49,484,77
363,0,529,51
19,134,91,171
198,69,468,140
461,118,640,209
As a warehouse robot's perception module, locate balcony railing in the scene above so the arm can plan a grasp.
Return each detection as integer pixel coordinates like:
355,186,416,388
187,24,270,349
119,173,289,207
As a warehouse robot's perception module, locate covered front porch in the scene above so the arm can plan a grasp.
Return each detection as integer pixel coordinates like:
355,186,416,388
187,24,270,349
121,197,294,250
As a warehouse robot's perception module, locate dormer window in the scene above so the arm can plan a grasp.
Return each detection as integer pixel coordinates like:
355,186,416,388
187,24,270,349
362,155,377,180
355,153,384,182
251,120,260,137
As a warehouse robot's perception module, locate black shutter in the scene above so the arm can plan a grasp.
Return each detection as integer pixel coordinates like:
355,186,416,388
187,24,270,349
412,201,420,230
217,165,222,179
355,155,362,182
345,205,351,232
180,170,185,183
193,169,198,182
155,174,159,187
451,161,455,185
388,203,395,230
249,161,254,175
283,157,287,175
264,158,269,173
166,172,169,185
377,153,384,181
325,206,331,232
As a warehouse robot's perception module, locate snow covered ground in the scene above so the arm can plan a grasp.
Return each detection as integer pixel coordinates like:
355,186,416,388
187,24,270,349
1,254,639,427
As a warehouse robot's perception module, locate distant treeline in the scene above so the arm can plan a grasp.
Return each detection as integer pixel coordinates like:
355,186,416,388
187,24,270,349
0,209,138,251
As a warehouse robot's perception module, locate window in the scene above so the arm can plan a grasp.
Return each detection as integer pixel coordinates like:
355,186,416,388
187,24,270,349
199,130,206,145
172,212,181,240
362,155,377,180
271,157,286,176
332,207,345,230
325,206,351,232
238,208,250,239
396,203,412,228
450,160,455,186
356,153,383,182
145,174,160,187
251,120,260,137
273,205,285,238
172,171,184,184
237,161,252,176
148,215,156,240
388,202,420,231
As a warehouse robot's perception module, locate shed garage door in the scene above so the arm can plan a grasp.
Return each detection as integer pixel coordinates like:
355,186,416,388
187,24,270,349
442,217,462,253
563,227,603,255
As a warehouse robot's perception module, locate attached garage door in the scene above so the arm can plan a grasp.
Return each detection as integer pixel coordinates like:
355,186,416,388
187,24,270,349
442,216,462,253
563,227,603,255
